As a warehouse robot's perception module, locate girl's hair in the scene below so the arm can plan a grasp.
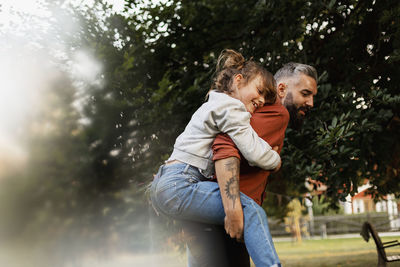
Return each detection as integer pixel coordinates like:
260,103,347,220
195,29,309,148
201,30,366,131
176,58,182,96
209,49,277,104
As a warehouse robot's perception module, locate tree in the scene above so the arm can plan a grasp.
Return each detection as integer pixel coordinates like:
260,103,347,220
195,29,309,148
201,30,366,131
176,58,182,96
69,0,400,217
117,0,400,205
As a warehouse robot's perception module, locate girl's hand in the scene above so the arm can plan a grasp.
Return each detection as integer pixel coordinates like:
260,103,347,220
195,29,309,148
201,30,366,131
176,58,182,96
272,146,281,172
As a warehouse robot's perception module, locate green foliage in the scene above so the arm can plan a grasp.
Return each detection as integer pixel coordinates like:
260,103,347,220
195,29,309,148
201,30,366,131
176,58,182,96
71,0,400,236
122,0,400,204
312,195,344,216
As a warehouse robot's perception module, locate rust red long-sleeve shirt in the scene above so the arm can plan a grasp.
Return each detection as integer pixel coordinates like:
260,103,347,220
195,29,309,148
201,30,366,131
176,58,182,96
212,100,289,205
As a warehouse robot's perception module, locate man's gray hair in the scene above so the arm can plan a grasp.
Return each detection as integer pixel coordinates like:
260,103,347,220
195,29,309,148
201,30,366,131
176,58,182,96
274,62,318,83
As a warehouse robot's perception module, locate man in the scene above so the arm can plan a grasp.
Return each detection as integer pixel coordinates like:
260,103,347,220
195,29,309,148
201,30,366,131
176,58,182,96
185,62,318,266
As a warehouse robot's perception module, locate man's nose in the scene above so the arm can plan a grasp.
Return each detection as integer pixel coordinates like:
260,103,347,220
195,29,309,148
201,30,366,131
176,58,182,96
306,97,314,108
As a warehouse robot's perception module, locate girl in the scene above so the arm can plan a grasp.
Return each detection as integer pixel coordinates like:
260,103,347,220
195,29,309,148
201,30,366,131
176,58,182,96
150,49,281,267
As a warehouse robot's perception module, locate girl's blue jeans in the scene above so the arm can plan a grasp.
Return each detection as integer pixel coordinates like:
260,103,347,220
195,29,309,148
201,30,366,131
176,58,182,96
149,162,281,267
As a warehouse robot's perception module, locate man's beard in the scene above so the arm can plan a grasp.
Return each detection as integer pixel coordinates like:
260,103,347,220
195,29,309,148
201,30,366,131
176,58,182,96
283,92,310,130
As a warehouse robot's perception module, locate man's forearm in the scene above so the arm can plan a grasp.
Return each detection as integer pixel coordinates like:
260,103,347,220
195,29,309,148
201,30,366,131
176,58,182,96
215,156,244,240
215,157,241,211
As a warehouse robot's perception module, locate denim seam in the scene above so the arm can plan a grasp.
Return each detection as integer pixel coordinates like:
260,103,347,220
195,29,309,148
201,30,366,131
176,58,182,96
184,182,221,196
155,181,177,194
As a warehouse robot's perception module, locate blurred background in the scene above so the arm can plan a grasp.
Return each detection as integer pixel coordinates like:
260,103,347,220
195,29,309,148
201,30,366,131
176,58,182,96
0,0,399,266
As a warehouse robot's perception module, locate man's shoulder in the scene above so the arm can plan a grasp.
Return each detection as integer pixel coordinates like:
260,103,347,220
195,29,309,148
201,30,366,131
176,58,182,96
254,102,289,117
250,102,290,134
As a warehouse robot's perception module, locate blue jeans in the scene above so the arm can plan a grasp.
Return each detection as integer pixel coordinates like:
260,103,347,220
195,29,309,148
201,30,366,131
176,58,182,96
150,163,281,267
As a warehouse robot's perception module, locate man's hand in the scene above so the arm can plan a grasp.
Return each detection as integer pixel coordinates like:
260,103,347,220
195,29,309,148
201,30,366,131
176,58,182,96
215,157,244,242
224,209,244,242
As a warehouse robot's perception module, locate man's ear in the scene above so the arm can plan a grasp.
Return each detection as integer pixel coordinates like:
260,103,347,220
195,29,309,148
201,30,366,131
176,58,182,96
277,82,287,99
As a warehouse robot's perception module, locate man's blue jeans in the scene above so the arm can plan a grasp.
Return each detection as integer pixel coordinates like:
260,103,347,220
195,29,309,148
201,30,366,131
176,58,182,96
150,162,281,267
184,222,250,267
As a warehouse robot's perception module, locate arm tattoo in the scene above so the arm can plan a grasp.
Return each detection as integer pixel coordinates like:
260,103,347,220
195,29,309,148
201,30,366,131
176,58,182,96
223,158,240,208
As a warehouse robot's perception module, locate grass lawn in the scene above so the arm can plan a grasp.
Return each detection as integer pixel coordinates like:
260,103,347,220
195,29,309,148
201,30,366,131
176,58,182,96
3,236,400,266
274,236,400,267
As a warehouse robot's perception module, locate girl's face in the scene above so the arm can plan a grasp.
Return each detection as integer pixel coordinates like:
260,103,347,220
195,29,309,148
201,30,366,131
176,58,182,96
233,74,265,114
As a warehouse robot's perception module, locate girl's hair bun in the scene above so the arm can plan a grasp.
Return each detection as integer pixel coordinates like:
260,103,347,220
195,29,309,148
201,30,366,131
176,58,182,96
216,49,246,72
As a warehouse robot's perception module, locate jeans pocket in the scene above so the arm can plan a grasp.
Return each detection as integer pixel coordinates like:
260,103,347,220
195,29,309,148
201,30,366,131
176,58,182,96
153,179,183,216
152,165,203,217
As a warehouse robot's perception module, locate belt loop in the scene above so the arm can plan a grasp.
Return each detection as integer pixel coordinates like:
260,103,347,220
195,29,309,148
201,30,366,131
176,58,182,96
154,164,164,180
183,163,190,174
159,164,165,177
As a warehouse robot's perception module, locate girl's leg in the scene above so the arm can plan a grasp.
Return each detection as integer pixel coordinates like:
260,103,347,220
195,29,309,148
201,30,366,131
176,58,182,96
150,163,280,267
240,194,281,267
150,163,226,224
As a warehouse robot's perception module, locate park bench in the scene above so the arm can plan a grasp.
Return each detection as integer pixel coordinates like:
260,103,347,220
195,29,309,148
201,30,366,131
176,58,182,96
360,222,400,267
